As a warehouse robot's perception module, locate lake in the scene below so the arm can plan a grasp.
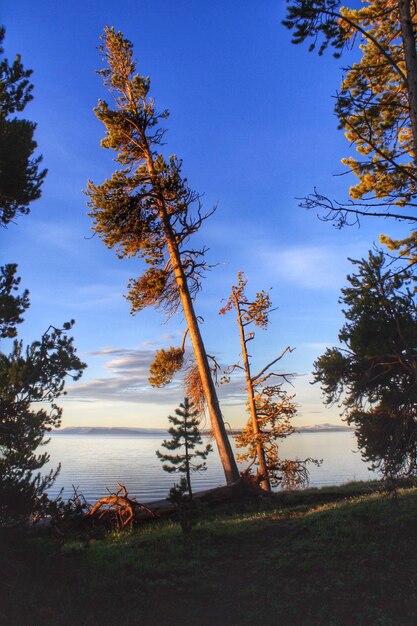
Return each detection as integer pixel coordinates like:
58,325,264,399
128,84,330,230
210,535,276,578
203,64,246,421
45,430,378,503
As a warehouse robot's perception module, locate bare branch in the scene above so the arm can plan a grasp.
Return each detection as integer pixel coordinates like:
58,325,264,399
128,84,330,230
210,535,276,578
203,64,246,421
251,347,295,385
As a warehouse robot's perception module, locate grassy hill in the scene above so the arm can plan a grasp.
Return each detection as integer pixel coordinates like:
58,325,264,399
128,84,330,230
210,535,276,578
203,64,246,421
2,481,417,625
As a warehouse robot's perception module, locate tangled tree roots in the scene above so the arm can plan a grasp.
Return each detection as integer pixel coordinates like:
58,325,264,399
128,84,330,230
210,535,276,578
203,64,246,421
86,484,158,530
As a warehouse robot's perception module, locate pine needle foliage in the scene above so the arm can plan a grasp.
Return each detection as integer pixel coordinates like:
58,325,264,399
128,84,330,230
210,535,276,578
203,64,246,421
148,347,184,388
184,361,206,415
0,27,46,225
86,26,211,307
0,263,29,338
0,267,86,524
284,1,417,256
0,35,85,523
314,250,417,481
221,273,316,490
156,397,212,498
86,26,238,483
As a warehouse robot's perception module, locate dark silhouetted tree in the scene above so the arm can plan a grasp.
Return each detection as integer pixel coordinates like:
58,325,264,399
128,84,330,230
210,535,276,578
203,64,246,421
0,263,29,339
0,271,86,523
86,26,239,484
0,27,46,225
0,30,86,524
313,250,417,481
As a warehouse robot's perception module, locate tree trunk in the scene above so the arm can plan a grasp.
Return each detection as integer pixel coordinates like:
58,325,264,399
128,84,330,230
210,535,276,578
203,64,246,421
398,0,417,166
233,293,271,492
165,233,239,484
141,144,239,486
98,31,239,486
184,420,193,499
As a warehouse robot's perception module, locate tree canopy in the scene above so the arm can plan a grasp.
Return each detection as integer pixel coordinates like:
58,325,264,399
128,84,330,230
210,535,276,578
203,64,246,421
220,273,315,490
0,29,86,523
284,1,417,253
0,263,29,339
87,27,238,484
0,27,46,225
156,397,212,499
0,266,86,523
313,250,417,480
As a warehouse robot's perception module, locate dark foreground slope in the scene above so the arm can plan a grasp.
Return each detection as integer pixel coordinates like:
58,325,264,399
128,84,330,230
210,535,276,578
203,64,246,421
2,481,417,625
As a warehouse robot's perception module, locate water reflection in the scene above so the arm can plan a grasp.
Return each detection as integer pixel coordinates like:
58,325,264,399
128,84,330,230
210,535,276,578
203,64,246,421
45,431,377,503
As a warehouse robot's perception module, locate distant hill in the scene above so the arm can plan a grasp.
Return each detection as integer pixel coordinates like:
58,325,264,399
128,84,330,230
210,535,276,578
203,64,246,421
53,424,352,436
52,426,169,436
297,423,352,433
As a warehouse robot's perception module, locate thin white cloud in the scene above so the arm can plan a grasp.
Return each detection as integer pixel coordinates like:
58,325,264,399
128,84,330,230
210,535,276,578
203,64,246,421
216,376,247,406
67,350,181,405
19,220,87,255
261,245,349,290
302,341,331,351
88,347,131,357
68,346,190,405
68,342,242,406
104,350,156,373
65,345,342,427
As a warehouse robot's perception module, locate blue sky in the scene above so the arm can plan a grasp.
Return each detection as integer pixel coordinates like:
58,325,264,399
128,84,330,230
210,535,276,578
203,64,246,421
2,1,405,429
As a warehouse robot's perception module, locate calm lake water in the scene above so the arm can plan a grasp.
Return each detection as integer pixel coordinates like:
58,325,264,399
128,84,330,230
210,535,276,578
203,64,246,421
45,431,378,503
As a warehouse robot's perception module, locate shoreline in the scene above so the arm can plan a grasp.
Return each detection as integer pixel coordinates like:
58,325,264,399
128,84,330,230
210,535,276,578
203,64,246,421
52,425,353,436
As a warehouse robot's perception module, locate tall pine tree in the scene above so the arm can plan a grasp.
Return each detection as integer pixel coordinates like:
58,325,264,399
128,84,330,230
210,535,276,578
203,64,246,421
0,29,86,524
87,27,238,484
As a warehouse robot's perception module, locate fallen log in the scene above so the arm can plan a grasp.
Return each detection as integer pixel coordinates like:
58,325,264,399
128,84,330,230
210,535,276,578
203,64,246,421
86,474,271,526
86,484,159,529
134,474,271,521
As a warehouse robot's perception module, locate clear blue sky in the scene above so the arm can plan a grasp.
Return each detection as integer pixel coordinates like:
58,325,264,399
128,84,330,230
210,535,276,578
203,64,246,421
2,1,405,429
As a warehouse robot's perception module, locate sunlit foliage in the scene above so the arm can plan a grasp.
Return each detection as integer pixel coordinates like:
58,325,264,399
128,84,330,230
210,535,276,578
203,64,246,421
86,26,238,483
148,346,184,387
183,361,206,415
284,1,417,254
86,27,213,309
221,273,316,490
126,267,179,314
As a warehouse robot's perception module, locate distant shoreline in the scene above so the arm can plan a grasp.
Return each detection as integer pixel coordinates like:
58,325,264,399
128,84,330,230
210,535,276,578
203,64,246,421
52,424,353,436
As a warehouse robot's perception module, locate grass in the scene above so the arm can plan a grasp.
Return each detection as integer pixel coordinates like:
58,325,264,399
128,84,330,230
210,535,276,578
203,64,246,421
3,480,417,625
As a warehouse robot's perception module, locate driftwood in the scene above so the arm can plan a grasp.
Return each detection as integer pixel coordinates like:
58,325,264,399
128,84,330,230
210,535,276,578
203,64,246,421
86,484,159,529
86,474,270,527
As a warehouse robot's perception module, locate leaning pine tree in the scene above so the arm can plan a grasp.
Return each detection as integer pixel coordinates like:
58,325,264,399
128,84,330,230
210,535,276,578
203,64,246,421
86,27,239,484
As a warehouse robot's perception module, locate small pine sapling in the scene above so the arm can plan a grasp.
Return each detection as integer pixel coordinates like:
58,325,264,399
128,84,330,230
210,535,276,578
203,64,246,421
167,478,194,536
157,397,212,500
